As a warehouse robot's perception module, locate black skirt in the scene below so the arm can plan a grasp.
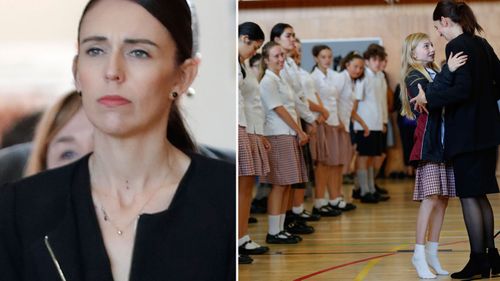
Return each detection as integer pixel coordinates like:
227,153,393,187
453,147,499,198
355,131,384,156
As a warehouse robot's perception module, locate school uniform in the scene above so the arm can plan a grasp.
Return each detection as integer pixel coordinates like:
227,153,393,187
424,33,500,198
353,67,387,156
259,69,308,186
405,67,456,201
238,64,255,176
281,58,315,188
310,68,350,166
240,64,270,177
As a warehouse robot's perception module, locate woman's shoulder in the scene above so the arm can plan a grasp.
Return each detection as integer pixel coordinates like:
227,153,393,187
189,152,235,183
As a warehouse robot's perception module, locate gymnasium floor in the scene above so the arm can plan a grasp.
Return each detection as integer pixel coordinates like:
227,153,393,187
239,178,500,281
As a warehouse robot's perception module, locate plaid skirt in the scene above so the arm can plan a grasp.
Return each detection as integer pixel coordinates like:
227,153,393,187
247,133,270,177
310,124,351,166
413,161,456,201
260,135,309,186
238,126,255,176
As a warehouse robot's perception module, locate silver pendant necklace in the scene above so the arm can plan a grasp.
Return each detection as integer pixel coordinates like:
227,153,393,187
97,183,165,237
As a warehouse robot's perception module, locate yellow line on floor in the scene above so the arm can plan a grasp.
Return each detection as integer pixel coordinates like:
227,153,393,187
353,245,407,281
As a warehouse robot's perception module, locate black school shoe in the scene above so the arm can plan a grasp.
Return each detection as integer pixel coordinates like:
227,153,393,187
360,193,379,203
374,191,390,201
286,210,321,222
312,205,342,217
239,240,270,255
285,220,315,235
329,200,357,211
352,188,361,199
266,231,300,244
375,184,389,194
239,254,253,264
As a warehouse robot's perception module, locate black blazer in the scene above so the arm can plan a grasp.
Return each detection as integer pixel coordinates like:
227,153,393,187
0,153,236,281
425,33,500,158
405,66,453,163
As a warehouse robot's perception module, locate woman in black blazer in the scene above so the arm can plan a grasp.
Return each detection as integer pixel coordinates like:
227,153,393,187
0,0,235,280
412,0,500,279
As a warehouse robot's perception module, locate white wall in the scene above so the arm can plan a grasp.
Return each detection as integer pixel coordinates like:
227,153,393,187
0,0,236,150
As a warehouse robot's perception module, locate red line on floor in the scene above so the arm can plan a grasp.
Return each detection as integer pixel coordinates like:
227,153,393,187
293,252,396,281
293,240,469,280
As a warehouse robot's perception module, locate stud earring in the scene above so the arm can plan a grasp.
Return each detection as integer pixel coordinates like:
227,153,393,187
170,92,178,99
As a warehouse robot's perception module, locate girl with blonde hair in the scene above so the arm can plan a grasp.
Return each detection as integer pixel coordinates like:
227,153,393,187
25,91,93,176
401,32,467,279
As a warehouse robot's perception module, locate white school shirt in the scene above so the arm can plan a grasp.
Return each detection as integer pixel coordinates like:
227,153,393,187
240,63,265,135
353,67,387,131
310,67,340,126
237,64,247,127
298,67,320,121
280,57,316,124
336,70,360,133
260,69,298,136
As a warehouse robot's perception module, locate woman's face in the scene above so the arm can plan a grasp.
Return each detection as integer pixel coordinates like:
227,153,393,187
414,38,435,64
46,108,93,169
433,18,452,42
239,37,263,61
346,58,364,79
314,48,333,71
265,45,285,74
275,27,296,52
75,0,182,137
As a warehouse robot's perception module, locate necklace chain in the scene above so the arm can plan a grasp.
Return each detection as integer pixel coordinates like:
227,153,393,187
97,184,166,236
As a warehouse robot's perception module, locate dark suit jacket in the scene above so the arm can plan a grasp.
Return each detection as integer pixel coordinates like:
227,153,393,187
0,153,236,281
426,33,500,158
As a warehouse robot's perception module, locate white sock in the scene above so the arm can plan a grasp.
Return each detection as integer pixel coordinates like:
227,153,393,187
238,235,250,247
426,242,448,275
268,215,281,235
357,169,369,196
279,214,286,231
412,244,436,279
314,199,325,209
329,197,342,206
292,204,304,215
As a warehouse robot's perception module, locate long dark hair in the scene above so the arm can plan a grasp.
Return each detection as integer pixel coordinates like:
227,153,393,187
238,22,264,79
433,0,483,35
270,23,293,42
238,22,265,41
311,44,331,72
77,0,196,152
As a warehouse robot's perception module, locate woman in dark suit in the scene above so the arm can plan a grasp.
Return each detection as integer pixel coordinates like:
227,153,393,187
412,0,500,279
0,1,235,280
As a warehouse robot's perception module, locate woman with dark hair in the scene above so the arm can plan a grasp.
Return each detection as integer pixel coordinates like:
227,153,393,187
238,21,269,264
0,1,235,280
412,0,500,278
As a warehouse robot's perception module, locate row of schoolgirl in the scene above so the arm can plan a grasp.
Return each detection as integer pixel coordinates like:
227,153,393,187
237,21,392,265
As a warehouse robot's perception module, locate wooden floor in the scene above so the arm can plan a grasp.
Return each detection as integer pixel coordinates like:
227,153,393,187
239,178,500,281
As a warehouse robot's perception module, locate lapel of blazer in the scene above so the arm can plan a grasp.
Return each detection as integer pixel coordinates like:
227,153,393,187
28,198,82,281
